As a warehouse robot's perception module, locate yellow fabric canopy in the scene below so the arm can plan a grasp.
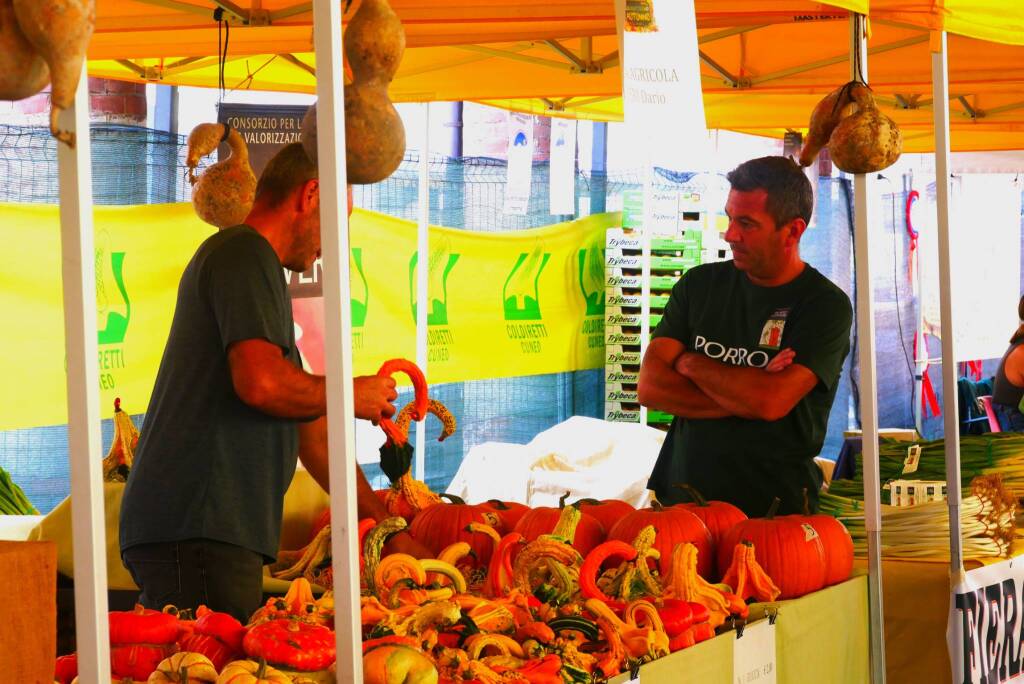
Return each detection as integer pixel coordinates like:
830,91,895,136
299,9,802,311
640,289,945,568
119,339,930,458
83,1,1024,152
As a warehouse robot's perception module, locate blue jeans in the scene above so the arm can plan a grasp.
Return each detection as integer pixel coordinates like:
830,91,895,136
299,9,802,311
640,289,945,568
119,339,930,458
122,539,263,623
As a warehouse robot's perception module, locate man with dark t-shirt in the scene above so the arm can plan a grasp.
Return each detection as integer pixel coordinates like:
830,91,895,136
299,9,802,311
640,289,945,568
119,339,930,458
638,156,852,517
120,143,430,621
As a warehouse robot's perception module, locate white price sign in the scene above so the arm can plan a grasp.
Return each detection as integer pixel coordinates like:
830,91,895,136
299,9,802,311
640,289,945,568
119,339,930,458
733,620,777,684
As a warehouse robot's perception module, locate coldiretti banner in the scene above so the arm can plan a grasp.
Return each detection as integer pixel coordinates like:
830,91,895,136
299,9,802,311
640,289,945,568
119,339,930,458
0,203,618,431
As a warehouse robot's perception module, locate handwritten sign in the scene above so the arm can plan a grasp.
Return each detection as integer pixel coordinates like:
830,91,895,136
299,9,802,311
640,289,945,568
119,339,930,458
734,620,777,684
948,556,1024,683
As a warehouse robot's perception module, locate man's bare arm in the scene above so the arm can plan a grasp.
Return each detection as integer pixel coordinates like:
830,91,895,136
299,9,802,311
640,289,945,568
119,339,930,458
638,337,731,418
675,352,818,421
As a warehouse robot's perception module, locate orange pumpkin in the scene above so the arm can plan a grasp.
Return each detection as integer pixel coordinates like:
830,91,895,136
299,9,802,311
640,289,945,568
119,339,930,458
718,498,827,600
477,499,530,531
800,513,853,587
607,501,714,577
513,493,606,556
409,494,505,567
573,498,635,534
673,484,747,578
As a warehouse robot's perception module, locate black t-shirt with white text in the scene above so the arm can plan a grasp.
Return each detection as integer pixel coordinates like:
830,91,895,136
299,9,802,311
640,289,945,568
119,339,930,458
647,260,852,516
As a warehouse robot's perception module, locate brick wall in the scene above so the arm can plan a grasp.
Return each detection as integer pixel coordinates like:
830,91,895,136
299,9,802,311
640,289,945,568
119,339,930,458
0,78,146,127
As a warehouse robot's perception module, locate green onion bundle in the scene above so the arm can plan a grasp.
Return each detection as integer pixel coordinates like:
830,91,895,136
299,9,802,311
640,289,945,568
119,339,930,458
0,466,37,515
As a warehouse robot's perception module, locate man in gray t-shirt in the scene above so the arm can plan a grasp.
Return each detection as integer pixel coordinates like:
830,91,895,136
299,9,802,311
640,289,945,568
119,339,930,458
120,143,429,621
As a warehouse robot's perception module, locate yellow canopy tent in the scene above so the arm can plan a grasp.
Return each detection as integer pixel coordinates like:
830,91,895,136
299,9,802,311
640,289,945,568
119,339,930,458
85,1,1024,152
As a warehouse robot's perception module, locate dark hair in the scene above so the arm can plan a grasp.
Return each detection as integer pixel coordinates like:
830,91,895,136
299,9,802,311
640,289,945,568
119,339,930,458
726,156,814,228
254,142,318,208
1011,295,1024,344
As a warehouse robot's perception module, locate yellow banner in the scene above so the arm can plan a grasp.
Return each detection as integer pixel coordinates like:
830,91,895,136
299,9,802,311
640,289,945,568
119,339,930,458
0,203,617,431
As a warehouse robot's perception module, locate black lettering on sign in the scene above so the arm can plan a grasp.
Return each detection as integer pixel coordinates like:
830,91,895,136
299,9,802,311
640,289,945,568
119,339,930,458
986,583,1002,681
1002,579,1017,679
956,589,978,683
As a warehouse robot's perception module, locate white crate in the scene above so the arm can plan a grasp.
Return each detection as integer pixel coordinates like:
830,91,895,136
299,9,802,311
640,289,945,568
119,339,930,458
605,254,644,269
606,348,642,365
606,273,642,289
607,293,643,307
604,404,641,423
605,387,640,403
605,368,640,384
605,311,643,327
606,331,642,346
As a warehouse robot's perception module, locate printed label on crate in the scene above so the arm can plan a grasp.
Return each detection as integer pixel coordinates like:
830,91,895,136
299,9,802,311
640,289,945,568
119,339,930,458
608,293,643,307
607,274,642,288
623,190,644,229
607,388,639,402
651,276,679,290
651,255,701,271
607,234,643,251
650,295,670,309
607,312,643,326
606,408,641,422
733,619,777,684
607,350,642,364
607,332,642,345
606,255,644,269
606,370,640,383
647,409,674,424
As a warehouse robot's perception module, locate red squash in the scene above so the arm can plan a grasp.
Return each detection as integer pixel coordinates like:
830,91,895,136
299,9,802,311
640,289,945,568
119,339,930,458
673,485,747,579
606,501,714,578
54,653,78,684
110,643,177,681
409,494,506,567
107,604,181,680
513,493,606,556
478,499,530,531
718,498,827,600
573,498,636,535
177,605,247,670
243,618,336,672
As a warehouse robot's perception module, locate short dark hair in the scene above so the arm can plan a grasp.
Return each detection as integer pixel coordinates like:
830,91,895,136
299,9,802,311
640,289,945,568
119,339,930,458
255,142,318,208
726,156,813,228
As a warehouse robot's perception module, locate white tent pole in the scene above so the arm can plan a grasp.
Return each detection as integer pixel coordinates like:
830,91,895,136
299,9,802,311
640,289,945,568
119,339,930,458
311,1,361,682
60,61,111,684
850,14,886,684
639,162,652,426
931,30,964,577
415,103,430,480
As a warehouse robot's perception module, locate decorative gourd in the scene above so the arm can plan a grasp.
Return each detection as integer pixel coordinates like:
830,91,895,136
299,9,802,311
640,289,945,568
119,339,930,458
607,501,714,577
110,604,181,646
178,605,246,671
363,644,438,684
248,577,319,627
828,84,902,174
673,484,747,578
186,122,257,229
718,498,827,600
0,0,49,102
215,659,292,684
54,653,77,684
110,644,178,682
574,498,635,535
409,494,505,567
243,619,336,672
11,0,95,147
798,82,856,167
478,499,530,531
513,492,606,556
148,652,218,683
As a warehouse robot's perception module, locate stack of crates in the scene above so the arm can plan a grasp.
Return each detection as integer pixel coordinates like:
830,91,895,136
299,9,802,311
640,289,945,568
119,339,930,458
604,187,726,427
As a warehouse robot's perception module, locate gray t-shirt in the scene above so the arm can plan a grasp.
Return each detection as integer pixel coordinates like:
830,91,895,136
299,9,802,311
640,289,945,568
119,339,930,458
120,226,300,562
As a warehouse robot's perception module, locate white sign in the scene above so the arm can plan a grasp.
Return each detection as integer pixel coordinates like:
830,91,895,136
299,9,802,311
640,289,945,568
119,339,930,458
734,619,777,684
619,0,711,170
549,118,577,215
504,112,535,215
948,555,1024,682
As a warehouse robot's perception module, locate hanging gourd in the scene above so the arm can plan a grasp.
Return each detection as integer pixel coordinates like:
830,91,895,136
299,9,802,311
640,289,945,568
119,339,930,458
186,122,257,229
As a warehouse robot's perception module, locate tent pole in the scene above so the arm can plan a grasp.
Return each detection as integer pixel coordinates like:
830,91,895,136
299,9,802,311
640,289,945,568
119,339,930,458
311,1,361,682
415,104,430,480
59,61,111,684
931,30,965,580
850,14,886,684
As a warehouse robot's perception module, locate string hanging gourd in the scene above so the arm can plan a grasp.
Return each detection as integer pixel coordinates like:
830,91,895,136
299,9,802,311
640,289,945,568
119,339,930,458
102,397,140,483
0,0,49,102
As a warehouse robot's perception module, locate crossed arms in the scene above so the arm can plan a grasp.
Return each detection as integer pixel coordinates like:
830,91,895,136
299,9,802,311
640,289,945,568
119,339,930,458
637,337,818,422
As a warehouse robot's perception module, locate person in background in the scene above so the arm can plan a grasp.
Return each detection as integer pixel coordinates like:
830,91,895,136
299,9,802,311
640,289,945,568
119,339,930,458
638,156,853,517
990,295,1024,431
120,143,430,622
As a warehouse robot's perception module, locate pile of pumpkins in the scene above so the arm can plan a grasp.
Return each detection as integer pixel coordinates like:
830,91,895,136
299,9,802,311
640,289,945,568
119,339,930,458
368,486,854,599
53,580,336,683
